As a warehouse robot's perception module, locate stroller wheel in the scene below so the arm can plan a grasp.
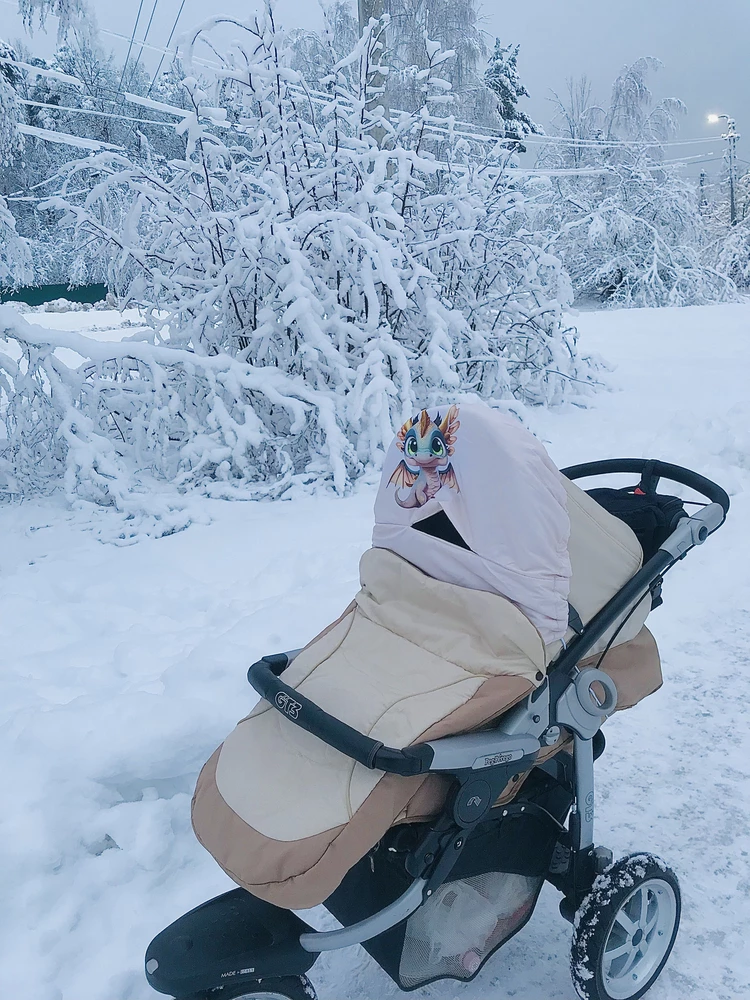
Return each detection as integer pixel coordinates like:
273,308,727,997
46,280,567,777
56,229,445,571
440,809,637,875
570,854,680,1000
196,975,316,1000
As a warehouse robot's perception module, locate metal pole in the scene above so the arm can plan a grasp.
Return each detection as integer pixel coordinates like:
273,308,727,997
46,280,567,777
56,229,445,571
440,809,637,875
710,114,741,226
699,168,707,212
727,118,738,226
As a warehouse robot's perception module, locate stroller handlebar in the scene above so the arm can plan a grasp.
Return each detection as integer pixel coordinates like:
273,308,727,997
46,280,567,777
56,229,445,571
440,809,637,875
247,655,433,776
561,458,730,514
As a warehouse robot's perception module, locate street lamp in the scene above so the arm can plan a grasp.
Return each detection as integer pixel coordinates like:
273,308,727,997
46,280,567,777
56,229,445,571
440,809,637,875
707,112,740,225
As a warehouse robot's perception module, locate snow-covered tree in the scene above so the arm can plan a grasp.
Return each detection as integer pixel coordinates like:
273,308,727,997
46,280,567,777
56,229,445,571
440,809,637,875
382,0,492,122
0,195,32,291
0,23,187,288
0,49,32,289
0,10,591,523
18,0,87,39
0,55,24,166
711,221,750,289
531,59,734,307
484,40,541,144
289,0,360,90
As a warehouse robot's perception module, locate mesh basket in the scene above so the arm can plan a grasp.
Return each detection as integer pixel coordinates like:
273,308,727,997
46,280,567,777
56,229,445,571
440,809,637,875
324,769,572,990
398,871,543,989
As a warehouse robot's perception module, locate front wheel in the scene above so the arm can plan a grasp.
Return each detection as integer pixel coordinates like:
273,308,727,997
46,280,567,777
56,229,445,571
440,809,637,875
571,854,681,1000
198,975,316,1000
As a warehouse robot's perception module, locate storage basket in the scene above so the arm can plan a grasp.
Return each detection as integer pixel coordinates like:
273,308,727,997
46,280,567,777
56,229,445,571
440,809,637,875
324,768,572,990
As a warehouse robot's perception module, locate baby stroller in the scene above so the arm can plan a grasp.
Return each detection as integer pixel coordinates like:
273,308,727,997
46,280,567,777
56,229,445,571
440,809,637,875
145,406,729,1000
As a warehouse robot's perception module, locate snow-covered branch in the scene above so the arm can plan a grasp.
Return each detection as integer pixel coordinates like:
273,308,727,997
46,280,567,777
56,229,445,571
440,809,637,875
1,11,594,528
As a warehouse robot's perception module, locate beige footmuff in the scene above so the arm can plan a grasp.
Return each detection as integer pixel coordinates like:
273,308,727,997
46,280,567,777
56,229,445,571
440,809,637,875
192,405,661,909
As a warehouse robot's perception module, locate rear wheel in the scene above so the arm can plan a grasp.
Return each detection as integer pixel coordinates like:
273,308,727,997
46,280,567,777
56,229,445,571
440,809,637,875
198,975,316,1000
571,854,680,1000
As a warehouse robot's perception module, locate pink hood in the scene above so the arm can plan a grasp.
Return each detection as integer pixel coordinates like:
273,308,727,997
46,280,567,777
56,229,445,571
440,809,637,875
372,404,572,643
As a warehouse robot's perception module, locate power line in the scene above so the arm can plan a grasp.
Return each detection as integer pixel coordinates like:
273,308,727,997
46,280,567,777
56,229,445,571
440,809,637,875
0,55,82,89
513,133,724,149
114,0,147,102
18,97,176,128
145,0,187,98
17,122,123,152
0,9,731,154
128,0,162,86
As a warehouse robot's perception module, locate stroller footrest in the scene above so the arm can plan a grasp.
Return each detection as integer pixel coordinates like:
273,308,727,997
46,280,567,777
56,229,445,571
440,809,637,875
145,888,316,996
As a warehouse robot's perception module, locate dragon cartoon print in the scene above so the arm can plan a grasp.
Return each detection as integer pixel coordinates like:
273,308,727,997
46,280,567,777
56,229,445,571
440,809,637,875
388,405,460,508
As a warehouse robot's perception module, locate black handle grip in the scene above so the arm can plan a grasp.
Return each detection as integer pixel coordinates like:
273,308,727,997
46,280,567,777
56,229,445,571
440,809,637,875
561,458,730,514
247,657,432,776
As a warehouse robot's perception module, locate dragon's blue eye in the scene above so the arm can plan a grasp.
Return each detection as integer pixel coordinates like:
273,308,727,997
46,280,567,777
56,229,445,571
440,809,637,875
405,436,418,457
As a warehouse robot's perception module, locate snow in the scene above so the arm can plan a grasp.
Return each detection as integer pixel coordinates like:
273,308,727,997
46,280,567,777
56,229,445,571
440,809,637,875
17,122,124,152
8,304,152,341
0,55,83,89
1,301,749,999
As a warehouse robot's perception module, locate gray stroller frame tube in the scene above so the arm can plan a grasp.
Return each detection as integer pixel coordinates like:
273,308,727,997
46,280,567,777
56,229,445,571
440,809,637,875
572,734,595,852
299,878,427,953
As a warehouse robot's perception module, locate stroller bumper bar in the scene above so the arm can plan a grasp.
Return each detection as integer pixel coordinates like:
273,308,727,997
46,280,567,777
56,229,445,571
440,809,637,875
247,655,434,776
247,658,544,777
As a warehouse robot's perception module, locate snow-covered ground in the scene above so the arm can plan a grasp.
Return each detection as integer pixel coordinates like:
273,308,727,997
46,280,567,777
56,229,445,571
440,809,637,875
2,302,749,1000
9,302,151,340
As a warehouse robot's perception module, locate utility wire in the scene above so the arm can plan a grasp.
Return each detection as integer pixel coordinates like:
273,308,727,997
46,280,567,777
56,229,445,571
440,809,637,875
18,97,175,128
128,0,161,86
114,0,147,102
11,94,732,172
145,0,187,98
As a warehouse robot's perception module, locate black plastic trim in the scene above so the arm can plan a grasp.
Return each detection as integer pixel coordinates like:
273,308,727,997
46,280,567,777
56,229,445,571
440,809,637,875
561,458,730,514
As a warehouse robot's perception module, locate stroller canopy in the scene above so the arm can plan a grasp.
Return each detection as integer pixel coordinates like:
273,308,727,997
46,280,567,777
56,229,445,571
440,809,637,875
373,405,572,644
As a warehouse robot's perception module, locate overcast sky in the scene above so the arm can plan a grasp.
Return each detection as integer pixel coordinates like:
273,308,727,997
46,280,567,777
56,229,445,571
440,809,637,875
2,0,748,176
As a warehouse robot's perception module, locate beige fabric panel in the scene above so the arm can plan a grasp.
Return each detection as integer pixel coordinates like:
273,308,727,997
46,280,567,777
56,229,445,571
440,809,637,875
545,477,650,658
242,611,356,723
216,622,486,840
194,676,536,908
582,625,663,710
564,477,644,620
194,747,428,910
355,547,547,677
215,549,545,843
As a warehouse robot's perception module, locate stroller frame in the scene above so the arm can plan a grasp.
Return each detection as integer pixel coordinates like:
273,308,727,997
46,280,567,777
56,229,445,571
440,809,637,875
146,459,730,1000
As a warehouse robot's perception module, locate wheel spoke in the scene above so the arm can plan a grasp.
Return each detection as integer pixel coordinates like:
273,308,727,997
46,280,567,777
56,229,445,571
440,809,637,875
604,942,631,963
614,910,637,935
644,909,660,937
618,945,642,978
638,887,650,928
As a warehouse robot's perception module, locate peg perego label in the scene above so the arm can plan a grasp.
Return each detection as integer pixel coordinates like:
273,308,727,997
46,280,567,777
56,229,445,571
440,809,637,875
476,748,524,768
